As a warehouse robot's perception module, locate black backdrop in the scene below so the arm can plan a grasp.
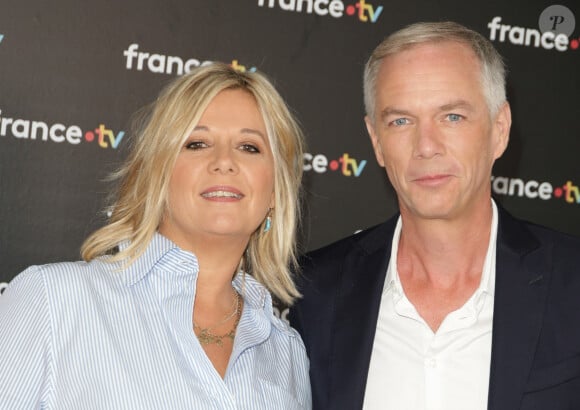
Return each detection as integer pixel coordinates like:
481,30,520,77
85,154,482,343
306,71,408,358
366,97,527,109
1,0,579,299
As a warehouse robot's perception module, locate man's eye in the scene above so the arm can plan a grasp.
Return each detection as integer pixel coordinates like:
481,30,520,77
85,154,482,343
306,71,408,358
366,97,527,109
240,144,260,153
447,113,463,122
391,118,409,126
185,141,207,150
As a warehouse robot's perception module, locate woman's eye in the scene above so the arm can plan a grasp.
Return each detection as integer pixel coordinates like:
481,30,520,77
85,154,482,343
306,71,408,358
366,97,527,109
240,144,260,153
185,141,207,150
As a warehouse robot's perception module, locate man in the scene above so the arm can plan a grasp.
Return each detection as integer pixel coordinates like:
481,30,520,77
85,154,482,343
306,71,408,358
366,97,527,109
290,21,580,410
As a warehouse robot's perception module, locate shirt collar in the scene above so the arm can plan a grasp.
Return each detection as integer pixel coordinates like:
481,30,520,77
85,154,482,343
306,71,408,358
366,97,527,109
384,216,403,296
117,232,197,287
233,272,269,311
480,199,498,297
114,233,285,331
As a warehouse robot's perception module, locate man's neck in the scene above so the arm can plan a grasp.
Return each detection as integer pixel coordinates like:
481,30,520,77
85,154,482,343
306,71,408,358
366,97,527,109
395,203,494,331
397,203,493,283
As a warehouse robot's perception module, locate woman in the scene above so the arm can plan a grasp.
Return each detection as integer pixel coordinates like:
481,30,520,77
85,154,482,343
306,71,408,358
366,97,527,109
0,63,311,409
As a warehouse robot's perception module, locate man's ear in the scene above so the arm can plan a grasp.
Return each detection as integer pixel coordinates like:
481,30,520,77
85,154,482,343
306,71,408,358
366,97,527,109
365,115,385,167
492,102,512,160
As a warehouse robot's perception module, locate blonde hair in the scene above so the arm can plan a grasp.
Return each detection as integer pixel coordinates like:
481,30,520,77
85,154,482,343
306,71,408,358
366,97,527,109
364,21,507,122
81,62,305,305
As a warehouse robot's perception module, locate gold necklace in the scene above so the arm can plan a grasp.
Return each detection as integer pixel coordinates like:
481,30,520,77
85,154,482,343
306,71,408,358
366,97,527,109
194,292,242,347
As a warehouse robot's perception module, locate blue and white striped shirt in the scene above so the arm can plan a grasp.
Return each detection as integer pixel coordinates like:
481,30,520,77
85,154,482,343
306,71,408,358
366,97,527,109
0,233,311,409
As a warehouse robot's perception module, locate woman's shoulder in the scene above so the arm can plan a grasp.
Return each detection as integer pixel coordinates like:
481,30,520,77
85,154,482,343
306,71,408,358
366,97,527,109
267,308,309,357
270,312,301,338
5,257,119,302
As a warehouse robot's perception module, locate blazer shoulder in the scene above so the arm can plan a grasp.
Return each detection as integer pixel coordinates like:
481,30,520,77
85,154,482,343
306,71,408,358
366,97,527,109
498,207,580,288
297,215,398,283
505,210,580,259
498,205,580,254
527,223,580,280
527,223,580,253
307,216,396,258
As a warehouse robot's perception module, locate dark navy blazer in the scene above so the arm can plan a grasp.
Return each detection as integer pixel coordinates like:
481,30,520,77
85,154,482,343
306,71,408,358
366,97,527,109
290,206,580,409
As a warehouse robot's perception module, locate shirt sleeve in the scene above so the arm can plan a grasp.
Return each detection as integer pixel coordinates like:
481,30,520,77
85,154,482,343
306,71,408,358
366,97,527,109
0,266,51,409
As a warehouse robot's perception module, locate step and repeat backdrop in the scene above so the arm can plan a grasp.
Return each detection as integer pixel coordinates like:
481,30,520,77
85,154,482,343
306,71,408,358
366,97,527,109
1,0,579,305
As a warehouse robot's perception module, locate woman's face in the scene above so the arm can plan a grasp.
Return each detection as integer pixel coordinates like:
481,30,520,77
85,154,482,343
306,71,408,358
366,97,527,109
158,88,275,251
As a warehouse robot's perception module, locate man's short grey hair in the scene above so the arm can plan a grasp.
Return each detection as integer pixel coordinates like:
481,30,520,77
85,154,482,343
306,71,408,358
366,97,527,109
363,21,506,122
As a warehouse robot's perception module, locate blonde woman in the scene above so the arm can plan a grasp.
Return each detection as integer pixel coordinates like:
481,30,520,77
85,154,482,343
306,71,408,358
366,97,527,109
0,63,311,409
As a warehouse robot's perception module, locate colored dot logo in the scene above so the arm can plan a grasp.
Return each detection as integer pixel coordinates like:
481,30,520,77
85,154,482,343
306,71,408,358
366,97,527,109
231,60,256,73
329,159,340,171
303,152,367,177
344,1,383,23
571,38,580,50
554,181,580,204
83,124,125,149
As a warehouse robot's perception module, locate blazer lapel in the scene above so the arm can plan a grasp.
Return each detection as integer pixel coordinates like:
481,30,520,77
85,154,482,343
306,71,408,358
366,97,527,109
328,218,397,409
487,208,551,410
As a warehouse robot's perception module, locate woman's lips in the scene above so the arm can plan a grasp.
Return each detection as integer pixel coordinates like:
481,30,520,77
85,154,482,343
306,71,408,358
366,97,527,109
201,186,244,201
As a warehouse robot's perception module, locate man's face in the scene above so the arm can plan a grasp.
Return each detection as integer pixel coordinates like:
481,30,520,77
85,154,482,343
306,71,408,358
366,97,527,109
365,41,511,222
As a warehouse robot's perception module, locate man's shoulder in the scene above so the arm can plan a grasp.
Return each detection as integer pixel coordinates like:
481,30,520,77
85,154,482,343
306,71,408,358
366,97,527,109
527,221,580,246
301,215,398,267
498,207,580,257
525,222,580,270
295,215,398,292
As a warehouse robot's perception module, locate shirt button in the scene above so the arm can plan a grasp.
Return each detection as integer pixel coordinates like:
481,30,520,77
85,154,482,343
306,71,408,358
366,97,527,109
426,357,437,368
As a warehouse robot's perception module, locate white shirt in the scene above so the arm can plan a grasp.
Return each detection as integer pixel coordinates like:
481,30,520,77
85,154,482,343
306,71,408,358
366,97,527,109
363,202,498,410
0,233,311,409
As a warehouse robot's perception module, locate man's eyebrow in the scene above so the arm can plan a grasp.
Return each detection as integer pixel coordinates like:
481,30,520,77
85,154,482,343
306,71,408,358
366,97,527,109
378,100,476,120
379,107,413,120
438,100,475,112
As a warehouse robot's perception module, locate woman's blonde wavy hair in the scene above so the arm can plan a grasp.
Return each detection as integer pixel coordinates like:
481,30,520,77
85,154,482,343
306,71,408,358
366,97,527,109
81,62,305,305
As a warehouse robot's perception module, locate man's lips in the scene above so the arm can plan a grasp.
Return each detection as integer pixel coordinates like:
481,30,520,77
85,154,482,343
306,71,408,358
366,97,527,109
412,174,453,185
200,186,244,200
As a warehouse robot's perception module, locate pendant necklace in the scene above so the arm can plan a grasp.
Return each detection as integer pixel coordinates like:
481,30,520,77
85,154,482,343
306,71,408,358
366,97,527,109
194,292,242,347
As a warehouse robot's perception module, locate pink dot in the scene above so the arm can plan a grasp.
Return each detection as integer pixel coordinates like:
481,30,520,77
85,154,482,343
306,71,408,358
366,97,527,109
329,160,339,171
571,39,579,50
346,5,355,15
554,187,563,197
85,131,94,142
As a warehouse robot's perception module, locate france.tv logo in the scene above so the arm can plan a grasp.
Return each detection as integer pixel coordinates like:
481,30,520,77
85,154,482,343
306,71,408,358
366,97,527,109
304,152,367,177
258,0,383,23
491,176,580,205
123,43,257,75
0,110,124,149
